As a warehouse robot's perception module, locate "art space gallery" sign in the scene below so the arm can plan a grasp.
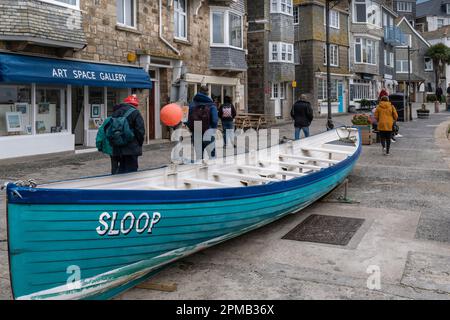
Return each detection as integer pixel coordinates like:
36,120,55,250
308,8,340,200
52,68,127,82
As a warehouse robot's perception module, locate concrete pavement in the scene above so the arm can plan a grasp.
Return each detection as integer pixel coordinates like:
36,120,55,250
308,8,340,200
1,106,450,300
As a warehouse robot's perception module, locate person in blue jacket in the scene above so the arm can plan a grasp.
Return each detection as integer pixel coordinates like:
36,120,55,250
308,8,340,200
187,85,218,159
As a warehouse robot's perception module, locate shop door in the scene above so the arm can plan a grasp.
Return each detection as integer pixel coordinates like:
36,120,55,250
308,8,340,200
72,87,85,145
148,82,155,140
337,82,344,113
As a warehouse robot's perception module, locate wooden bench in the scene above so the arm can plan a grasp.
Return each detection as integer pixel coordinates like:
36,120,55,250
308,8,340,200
234,113,268,131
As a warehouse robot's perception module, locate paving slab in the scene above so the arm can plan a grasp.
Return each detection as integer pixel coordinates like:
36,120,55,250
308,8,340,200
401,251,450,294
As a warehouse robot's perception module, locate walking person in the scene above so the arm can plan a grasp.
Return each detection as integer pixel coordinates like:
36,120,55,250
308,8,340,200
436,85,443,103
187,85,219,159
98,95,145,174
378,87,389,100
291,94,314,140
374,96,398,156
218,96,237,147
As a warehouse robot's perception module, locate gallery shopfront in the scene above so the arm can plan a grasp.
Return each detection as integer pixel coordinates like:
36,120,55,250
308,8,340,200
0,52,151,160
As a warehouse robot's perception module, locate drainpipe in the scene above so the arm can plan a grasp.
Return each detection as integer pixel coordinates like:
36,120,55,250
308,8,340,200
159,0,180,56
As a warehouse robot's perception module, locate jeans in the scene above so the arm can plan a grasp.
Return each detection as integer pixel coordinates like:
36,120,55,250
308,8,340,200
379,131,392,154
295,126,310,140
221,119,234,146
111,155,139,175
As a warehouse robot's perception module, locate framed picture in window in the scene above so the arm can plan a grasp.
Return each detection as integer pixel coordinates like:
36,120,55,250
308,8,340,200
36,121,46,134
91,104,102,118
15,103,28,114
38,102,50,114
6,112,23,132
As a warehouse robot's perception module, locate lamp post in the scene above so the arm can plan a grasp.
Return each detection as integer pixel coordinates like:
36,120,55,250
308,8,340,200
324,0,349,130
406,46,418,121
325,0,334,130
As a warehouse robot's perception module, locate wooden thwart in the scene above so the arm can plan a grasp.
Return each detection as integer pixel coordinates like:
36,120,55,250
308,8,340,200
259,160,322,171
184,178,231,188
278,154,339,164
237,165,306,177
301,147,353,155
212,171,278,182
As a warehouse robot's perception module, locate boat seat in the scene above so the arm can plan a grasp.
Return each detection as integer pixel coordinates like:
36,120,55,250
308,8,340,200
259,160,322,171
184,178,231,188
237,165,305,178
211,171,279,183
278,154,339,164
300,147,353,156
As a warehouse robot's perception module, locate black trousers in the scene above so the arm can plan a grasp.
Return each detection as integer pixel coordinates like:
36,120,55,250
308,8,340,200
111,155,139,175
379,131,392,154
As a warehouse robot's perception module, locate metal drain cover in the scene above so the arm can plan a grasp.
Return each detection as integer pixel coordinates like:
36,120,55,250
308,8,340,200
282,214,365,246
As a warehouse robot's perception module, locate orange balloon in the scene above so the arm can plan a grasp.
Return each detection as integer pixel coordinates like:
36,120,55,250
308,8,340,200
160,103,183,127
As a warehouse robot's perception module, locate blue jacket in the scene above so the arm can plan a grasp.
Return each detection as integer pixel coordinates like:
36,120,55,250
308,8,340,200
188,93,219,129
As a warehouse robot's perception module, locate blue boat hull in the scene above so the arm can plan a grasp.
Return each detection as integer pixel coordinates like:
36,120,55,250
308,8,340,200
6,143,360,300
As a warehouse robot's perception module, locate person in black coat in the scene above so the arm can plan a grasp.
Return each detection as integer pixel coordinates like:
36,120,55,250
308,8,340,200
110,95,145,174
436,86,443,103
291,94,314,140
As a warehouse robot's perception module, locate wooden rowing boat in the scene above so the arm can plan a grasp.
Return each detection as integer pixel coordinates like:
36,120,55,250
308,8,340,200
5,127,361,300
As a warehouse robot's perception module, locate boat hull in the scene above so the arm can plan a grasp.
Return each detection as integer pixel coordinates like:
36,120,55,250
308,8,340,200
6,142,360,300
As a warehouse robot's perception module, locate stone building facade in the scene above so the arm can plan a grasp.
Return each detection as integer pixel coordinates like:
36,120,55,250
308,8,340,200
294,0,351,115
395,17,434,103
247,0,296,122
0,0,248,159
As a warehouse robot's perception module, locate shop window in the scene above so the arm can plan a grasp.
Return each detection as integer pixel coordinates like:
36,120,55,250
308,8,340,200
89,87,105,130
0,85,32,137
107,88,129,116
211,84,222,105
36,86,67,134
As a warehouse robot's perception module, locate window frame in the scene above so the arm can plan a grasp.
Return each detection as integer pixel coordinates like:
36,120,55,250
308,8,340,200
293,6,299,25
174,0,188,40
324,8,340,29
396,1,412,13
210,7,244,50
354,37,377,65
424,57,433,71
269,42,295,63
396,60,412,73
116,0,137,29
37,0,80,10
324,44,339,67
353,0,381,28
270,0,293,16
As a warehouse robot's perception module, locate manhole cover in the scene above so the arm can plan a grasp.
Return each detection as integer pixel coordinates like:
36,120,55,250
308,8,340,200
282,214,365,246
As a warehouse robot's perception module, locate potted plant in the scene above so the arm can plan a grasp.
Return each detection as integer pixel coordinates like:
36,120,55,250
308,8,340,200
351,114,372,145
417,104,430,119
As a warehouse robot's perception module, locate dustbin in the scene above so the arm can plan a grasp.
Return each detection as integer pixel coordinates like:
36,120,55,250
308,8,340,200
389,93,406,122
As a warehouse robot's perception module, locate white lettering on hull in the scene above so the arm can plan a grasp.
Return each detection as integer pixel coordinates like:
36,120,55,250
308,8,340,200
96,211,161,236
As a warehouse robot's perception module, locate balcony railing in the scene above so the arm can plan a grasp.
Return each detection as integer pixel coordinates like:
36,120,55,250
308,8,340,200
384,26,406,46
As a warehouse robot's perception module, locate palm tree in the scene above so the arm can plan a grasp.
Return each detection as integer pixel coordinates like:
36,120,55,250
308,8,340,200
426,43,450,96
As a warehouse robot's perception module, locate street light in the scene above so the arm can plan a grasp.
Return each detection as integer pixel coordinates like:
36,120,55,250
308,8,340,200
324,0,350,130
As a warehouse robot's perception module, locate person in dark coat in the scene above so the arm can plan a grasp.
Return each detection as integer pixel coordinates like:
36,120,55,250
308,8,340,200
187,85,219,159
218,96,237,147
291,94,314,140
436,86,443,103
110,95,145,174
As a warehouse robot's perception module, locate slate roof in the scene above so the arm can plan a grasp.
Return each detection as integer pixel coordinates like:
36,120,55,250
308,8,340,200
416,0,450,18
0,0,86,48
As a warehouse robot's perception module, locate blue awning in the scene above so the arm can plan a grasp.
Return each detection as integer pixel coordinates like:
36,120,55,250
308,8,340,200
0,53,152,89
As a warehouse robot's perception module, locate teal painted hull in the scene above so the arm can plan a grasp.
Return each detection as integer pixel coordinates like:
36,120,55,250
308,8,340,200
7,146,359,300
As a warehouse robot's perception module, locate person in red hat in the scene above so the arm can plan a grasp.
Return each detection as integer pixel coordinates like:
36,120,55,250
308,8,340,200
107,94,145,174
